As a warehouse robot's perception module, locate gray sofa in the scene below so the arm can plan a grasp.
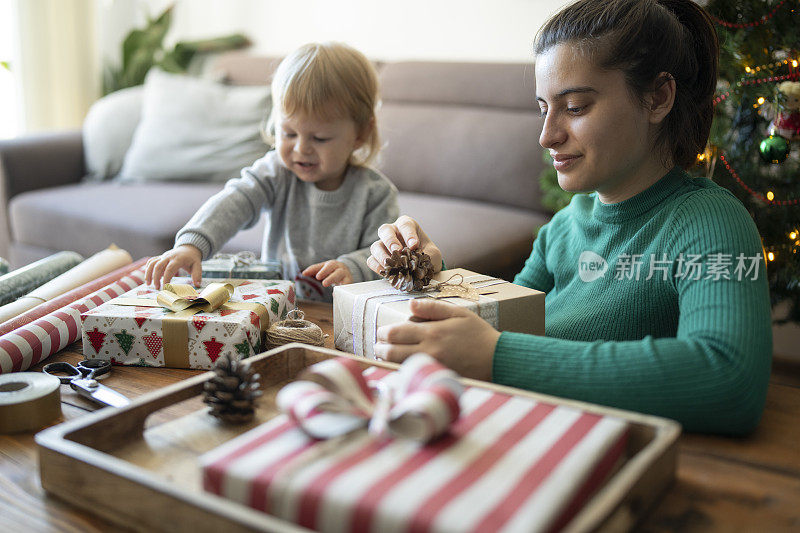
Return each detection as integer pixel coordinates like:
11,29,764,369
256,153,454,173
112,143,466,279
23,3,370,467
0,54,549,280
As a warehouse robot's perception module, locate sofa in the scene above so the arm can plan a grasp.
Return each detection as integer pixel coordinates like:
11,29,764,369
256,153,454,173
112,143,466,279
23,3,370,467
0,54,549,281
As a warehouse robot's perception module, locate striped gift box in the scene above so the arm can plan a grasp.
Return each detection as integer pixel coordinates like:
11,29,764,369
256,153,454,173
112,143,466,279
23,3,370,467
201,367,629,533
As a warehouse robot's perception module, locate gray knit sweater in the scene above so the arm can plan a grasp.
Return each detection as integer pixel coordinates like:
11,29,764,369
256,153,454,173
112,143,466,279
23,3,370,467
175,150,399,301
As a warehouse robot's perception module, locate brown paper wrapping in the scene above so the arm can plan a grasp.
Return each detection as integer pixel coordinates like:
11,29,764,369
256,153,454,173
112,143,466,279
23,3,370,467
333,268,545,358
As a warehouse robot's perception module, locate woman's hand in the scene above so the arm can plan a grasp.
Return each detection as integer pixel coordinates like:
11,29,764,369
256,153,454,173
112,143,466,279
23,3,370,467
374,299,500,382
367,215,443,276
302,260,353,287
145,244,203,289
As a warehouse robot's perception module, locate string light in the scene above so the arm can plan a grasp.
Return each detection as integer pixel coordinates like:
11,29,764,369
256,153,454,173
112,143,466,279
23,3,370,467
790,231,798,240
768,252,776,262
741,57,799,78
757,96,766,105
713,72,800,106
711,0,790,29
719,153,800,206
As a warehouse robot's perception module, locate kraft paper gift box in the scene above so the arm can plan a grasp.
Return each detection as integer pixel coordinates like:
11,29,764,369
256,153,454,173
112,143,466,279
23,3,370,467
333,268,545,358
81,278,295,369
201,252,283,280
200,364,629,533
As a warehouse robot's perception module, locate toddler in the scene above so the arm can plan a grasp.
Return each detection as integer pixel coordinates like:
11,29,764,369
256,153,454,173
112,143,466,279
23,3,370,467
145,42,399,301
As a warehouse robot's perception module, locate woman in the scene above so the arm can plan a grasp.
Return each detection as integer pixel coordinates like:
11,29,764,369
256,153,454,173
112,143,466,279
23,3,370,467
366,0,771,435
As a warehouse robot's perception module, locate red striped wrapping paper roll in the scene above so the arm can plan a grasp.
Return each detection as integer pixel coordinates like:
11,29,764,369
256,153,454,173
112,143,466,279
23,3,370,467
276,354,463,442
0,267,146,373
0,257,149,337
202,364,630,533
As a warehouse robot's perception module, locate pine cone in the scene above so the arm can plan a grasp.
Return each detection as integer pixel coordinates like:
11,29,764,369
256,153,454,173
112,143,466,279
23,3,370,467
379,247,435,291
203,353,262,424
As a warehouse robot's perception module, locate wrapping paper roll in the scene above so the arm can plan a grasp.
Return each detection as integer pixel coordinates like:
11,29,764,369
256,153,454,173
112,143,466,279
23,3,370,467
0,267,145,374
0,257,9,275
0,246,132,324
0,251,84,306
0,257,149,337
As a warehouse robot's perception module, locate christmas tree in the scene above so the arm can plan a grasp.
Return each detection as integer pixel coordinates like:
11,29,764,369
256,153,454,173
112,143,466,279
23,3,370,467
538,0,800,322
705,0,800,322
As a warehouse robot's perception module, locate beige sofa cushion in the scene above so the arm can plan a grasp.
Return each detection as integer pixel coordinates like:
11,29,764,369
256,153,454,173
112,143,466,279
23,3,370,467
116,69,270,183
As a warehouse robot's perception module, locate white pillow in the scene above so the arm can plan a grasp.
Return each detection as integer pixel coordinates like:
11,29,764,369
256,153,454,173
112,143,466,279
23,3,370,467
82,85,144,181
116,68,270,183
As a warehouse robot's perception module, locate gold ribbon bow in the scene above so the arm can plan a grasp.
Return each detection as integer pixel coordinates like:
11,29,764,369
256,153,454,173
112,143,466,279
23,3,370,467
113,282,270,368
157,282,235,313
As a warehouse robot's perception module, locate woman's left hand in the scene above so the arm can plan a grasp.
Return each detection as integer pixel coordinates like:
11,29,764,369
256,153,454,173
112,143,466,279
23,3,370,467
374,299,500,381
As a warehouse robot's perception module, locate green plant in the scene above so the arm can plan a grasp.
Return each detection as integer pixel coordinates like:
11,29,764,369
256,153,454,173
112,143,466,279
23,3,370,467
103,4,250,95
538,150,575,213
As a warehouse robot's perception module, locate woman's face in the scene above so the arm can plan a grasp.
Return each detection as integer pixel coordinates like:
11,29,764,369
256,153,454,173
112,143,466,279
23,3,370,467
535,43,662,204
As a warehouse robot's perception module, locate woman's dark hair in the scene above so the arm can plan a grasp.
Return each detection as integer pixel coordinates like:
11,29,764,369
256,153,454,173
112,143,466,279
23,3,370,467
535,0,718,169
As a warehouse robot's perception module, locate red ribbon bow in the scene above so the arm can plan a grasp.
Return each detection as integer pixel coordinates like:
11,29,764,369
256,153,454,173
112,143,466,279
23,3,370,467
276,354,463,443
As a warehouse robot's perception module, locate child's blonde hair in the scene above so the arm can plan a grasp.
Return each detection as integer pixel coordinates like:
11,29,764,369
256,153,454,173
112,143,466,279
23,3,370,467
265,42,381,167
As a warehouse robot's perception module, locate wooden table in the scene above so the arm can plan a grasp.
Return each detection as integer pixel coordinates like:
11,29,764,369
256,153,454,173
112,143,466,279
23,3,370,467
2,301,799,532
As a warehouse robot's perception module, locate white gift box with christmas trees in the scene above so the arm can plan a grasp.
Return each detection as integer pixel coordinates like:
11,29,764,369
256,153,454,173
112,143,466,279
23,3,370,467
333,268,545,358
80,278,295,369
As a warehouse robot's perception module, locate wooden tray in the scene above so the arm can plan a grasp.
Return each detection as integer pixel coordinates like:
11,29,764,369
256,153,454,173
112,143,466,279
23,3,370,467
36,344,680,532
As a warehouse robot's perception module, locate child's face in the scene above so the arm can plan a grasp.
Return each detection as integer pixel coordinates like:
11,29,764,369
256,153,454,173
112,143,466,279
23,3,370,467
535,43,659,203
275,111,364,191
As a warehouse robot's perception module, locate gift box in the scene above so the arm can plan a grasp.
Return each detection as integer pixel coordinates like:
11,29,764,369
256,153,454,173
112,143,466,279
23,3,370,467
201,252,283,280
333,268,545,358
200,358,629,533
81,278,295,369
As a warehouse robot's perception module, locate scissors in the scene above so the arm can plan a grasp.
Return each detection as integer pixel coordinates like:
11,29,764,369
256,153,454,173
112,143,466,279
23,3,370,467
43,359,130,408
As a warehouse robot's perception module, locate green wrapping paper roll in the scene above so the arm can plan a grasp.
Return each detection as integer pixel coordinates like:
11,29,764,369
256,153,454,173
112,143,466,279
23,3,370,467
0,258,8,275
0,251,84,306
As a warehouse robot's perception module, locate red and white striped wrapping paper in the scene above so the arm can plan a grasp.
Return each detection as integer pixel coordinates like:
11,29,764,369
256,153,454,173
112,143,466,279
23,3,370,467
0,268,145,374
0,258,149,336
201,367,629,533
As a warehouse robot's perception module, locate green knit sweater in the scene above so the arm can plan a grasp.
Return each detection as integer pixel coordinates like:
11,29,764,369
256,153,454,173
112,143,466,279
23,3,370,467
492,168,772,435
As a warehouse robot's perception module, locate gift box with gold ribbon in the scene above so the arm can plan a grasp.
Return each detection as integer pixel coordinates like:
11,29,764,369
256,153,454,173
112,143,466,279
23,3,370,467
333,268,545,359
80,278,295,369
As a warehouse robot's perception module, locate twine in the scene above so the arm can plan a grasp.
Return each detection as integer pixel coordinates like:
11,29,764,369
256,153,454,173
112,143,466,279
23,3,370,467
426,273,465,292
265,308,326,348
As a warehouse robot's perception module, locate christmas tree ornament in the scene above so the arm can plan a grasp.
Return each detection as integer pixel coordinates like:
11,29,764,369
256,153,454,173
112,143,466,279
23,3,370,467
759,135,790,164
203,353,262,424
379,247,435,292
770,81,800,141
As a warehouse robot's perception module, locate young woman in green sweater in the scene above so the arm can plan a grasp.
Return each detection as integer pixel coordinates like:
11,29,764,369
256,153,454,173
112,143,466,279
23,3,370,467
366,0,772,435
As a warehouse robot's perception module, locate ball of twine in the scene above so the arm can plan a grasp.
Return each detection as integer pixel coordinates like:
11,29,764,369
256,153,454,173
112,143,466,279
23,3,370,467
265,308,326,348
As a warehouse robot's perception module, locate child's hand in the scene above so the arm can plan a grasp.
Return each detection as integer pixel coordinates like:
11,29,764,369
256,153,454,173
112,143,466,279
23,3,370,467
145,244,203,289
302,260,353,287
